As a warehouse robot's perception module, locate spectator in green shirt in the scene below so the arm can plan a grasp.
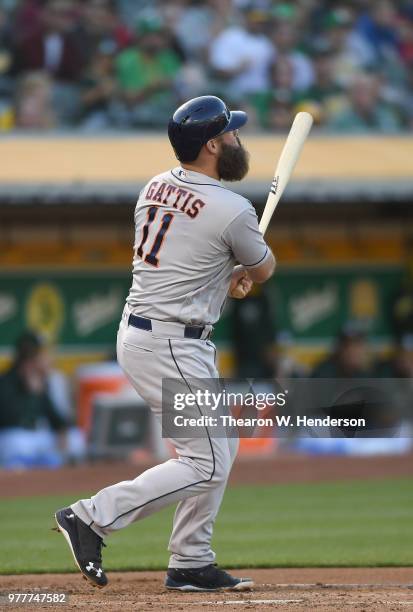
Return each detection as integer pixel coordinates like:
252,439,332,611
312,323,373,378
249,56,298,130
327,73,402,132
0,332,83,468
296,45,347,126
113,17,182,127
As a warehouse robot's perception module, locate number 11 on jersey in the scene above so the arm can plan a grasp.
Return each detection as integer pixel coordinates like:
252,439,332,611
136,205,174,267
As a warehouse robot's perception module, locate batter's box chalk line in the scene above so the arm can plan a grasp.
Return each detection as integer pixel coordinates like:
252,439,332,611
263,583,413,590
192,600,304,606
175,599,413,607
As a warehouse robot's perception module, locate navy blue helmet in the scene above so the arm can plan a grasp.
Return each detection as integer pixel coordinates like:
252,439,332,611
168,96,248,163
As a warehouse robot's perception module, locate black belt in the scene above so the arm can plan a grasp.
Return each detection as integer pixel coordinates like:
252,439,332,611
128,313,210,340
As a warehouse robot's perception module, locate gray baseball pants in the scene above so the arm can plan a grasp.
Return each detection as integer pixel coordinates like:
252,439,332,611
72,309,239,568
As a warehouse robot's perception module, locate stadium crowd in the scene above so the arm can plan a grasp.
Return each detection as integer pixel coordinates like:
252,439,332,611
0,0,412,131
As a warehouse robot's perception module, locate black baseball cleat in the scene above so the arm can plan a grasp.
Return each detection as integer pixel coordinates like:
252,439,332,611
54,507,108,588
165,564,254,592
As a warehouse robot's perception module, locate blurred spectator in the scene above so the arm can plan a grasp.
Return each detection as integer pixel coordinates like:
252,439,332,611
78,0,133,66
400,59,413,129
0,4,13,129
297,322,413,456
296,44,347,125
375,334,413,378
323,6,374,88
174,59,209,100
398,15,413,64
12,0,45,46
312,323,373,378
244,11,315,126
0,96,13,129
12,0,83,81
208,6,274,100
399,18,413,64
327,73,402,132
0,331,86,469
116,0,157,26
15,71,55,128
11,0,85,125
0,0,411,131
356,0,401,63
267,91,295,132
250,56,296,129
113,16,182,127
163,0,226,60
272,54,295,93
0,4,12,75
272,21,314,92
357,1,408,92
80,40,117,130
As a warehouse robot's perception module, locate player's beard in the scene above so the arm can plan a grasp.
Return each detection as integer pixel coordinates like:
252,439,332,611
217,139,250,182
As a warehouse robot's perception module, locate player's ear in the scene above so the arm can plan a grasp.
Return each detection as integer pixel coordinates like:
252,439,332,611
205,138,219,156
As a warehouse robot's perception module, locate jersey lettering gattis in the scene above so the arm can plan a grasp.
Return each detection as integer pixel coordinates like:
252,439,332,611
127,167,270,325
146,181,206,219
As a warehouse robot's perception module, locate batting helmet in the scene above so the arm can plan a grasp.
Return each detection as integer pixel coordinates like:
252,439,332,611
168,96,248,163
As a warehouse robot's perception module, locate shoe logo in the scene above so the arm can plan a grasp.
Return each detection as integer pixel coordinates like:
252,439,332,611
67,513,75,519
86,562,103,578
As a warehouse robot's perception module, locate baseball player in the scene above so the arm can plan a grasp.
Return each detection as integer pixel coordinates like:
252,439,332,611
55,95,275,592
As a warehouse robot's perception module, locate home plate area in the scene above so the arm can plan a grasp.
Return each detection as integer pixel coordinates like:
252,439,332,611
1,568,412,611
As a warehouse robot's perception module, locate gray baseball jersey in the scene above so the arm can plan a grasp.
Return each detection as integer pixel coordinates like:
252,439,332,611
71,166,271,573
126,167,270,325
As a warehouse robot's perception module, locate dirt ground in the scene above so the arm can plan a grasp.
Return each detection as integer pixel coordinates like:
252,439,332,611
1,453,413,498
1,568,412,611
1,454,413,610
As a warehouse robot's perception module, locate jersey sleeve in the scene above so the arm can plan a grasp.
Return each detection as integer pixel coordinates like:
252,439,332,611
221,205,270,268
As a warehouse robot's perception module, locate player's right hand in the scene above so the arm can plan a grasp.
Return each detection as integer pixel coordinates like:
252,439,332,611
228,265,253,299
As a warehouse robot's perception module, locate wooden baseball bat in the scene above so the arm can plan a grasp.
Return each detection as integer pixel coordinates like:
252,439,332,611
259,112,313,235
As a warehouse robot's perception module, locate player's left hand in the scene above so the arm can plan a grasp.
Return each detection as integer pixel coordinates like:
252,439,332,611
228,265,253,299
